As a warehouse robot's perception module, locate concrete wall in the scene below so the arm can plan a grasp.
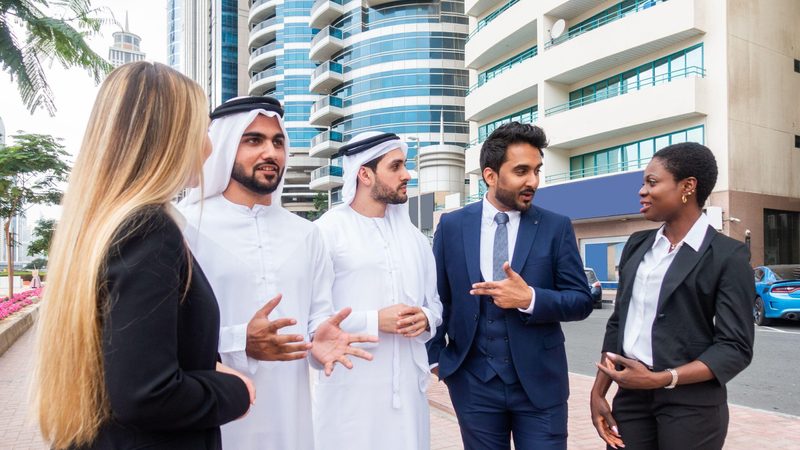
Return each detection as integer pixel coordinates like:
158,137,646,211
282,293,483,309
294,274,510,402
726,0,800,199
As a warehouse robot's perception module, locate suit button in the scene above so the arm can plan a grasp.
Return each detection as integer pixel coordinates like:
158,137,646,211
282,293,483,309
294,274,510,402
657,314,666,319
488,320,494,324
473,314,478,321
504,337,509,342
504,358,509,363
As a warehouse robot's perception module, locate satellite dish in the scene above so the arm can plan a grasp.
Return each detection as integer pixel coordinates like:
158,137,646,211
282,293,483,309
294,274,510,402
550,19,566,40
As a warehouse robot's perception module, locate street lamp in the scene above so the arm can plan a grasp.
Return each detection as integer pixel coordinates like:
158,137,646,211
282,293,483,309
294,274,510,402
406,136,421,231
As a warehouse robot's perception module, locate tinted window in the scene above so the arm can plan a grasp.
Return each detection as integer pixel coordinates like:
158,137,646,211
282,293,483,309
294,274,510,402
585,269,599,284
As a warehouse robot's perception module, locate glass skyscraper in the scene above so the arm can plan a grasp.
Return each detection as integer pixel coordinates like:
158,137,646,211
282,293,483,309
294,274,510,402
248,0,469,213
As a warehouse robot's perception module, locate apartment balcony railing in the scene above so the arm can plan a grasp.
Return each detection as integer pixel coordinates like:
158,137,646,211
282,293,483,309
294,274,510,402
545,157,652,184
309,61,344,93
467,0,519,42
309,130,344,158
309,26,344,61
467,45,537,95
468,110,539,148
545,65,705,116
545,0,667,49
251,15,279,32
311,165,344,180
308,95,344,126
310,0,346,29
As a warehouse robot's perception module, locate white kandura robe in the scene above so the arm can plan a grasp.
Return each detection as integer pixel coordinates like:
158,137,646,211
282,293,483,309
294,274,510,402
313,206,443,450
181,195,334,450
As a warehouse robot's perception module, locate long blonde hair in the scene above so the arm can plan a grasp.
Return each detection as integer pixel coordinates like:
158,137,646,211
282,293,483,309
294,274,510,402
32,61,209,449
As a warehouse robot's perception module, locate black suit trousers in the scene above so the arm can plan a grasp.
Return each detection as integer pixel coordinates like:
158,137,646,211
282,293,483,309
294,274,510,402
611,388,728,450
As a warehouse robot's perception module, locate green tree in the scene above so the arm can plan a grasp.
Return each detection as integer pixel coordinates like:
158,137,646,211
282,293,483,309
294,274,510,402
0,0,113,115
0,133,70,297
24,256,47,269
306,192,329,221
27,217,55,257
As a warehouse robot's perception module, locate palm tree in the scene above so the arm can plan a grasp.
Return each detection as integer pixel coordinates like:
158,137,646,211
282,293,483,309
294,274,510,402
0,0,113,115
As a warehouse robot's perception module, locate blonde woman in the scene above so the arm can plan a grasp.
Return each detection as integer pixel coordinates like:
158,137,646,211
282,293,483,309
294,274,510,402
32,62,253,450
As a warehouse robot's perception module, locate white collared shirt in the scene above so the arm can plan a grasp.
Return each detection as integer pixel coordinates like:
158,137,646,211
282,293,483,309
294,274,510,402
480,197,536,314
622,213,710,367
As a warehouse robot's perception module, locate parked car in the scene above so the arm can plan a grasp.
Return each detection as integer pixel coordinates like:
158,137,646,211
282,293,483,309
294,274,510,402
585,268,603,309
753,264,800,326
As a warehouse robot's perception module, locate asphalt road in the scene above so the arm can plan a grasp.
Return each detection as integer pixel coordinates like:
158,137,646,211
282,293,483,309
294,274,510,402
563,306,800,417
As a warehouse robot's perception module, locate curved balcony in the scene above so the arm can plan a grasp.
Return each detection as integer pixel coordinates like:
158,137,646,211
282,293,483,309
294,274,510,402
309,130,344,158
310,0,345,29
248,67,282,95
466,0,503,17
309,61,344,94
309,26,343,62
310,165,344,191
249,0,282,24
289,155,328,169
308,96,344,127
248,41,283,72
248,16,282,48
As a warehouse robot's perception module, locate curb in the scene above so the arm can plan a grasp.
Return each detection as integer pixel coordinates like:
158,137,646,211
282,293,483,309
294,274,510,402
0,303,40,357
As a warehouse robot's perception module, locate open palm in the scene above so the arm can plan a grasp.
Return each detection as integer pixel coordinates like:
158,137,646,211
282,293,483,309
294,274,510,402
311,307,378,376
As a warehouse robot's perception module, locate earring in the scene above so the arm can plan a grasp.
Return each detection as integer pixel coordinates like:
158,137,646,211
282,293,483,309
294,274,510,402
682,193,688,204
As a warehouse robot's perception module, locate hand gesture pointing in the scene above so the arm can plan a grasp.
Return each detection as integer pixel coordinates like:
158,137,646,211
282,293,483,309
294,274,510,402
469,262,533,310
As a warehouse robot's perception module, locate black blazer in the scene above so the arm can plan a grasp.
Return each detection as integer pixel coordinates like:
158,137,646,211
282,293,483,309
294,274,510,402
77,207,249,450
602,226,755,406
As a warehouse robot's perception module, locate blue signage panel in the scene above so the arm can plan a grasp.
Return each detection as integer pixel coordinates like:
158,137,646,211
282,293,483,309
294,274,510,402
535,170,645,220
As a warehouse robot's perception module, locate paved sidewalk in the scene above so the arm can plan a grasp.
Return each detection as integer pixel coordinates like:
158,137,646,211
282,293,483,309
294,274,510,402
2,325,799,449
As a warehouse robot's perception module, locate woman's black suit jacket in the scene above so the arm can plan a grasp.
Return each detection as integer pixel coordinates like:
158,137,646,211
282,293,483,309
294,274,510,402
77,207,249,449
601,225,755,405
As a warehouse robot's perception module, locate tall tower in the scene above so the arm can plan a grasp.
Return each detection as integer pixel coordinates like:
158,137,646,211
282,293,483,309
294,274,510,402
108,13,146,67
167,0,247,108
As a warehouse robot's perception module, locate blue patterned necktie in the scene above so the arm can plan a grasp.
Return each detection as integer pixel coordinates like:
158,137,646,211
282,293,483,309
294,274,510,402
493,212,509,281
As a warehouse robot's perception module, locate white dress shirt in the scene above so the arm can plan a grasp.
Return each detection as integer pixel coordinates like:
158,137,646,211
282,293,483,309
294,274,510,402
480,197,536,314
622,213,710,367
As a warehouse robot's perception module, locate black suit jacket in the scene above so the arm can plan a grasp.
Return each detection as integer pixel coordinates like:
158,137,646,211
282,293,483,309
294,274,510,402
602,226,755,406
78,207,249,450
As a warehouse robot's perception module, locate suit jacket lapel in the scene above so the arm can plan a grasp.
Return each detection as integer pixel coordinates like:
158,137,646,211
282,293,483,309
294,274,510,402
462,203,482,286
656,226,716,313
511,207,541,273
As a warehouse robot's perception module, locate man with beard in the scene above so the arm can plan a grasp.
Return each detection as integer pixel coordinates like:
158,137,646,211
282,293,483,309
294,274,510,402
179,96,377,449
427,122,592,450
312,132,443,450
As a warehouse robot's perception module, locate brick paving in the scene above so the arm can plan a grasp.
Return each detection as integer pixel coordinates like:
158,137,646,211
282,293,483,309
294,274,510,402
2,325,799,449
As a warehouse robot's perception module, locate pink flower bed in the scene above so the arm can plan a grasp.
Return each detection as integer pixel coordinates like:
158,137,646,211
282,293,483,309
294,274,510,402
0,288,43,321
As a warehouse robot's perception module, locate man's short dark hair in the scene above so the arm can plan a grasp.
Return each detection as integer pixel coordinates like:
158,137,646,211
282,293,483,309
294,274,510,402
361,152,388,173
652,142,718,207
480,122,548,177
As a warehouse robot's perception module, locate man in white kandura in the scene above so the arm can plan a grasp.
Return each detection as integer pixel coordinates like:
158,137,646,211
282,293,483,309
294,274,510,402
313,131,443,450
179,96,377,450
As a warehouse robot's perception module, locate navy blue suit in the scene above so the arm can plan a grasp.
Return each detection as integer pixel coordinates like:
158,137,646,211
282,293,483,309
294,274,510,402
427,201,593,449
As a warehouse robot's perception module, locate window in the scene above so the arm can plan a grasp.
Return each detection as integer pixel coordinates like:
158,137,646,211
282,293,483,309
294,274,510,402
566,126,704,180
764,209,800,265
795,135,800,149
794,59,799,73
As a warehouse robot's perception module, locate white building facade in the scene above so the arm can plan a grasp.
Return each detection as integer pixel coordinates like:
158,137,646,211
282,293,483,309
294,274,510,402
461,0,800,278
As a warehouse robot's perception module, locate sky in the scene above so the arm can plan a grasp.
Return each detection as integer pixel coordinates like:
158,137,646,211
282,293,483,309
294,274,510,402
0,1,167,220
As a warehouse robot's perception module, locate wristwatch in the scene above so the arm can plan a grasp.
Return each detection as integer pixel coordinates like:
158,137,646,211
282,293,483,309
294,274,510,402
664,368,678,389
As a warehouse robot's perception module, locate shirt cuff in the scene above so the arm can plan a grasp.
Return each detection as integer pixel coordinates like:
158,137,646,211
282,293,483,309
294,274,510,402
517,286,536,315
429,362,439,370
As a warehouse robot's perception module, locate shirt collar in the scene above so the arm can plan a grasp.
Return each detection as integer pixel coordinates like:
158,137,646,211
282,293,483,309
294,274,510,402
481,195,521,225
653,213,710,251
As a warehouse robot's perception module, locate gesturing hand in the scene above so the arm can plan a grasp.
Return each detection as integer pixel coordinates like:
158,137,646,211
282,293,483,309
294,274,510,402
245,294,311,361
311,307,379,376
469,262,532,310
596,352,671,390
